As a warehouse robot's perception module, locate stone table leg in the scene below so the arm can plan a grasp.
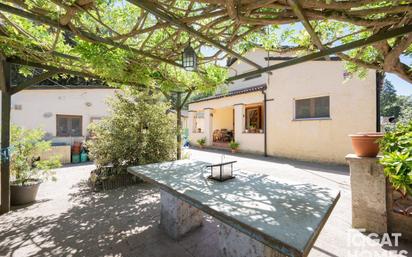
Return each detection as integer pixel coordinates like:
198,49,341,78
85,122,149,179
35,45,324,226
159,189,203,240
217,221,287,257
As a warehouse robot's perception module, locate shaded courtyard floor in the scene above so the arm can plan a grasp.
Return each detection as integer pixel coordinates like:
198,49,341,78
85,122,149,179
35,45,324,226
1,149,411,257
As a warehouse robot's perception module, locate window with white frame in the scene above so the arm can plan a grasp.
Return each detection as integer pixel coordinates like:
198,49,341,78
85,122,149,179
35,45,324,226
295,96,330,119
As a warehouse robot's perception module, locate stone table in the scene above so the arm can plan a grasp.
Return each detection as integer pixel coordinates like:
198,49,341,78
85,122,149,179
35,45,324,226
128,160,340,257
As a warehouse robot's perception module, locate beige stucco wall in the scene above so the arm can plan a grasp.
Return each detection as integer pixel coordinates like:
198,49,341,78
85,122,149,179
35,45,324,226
212,107,233,131
189,92,264,151
190,91,263,110
265,60,376,164
1,88,117,144
189,53,376,164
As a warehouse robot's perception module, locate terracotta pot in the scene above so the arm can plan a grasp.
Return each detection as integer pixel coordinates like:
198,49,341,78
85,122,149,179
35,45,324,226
349,132,383,157
231,149,236,153
71,142,82,154
10,179,41,205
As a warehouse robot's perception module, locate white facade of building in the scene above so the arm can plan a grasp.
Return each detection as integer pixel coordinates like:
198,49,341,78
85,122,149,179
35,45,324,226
2,88,117,144
188,49,378,164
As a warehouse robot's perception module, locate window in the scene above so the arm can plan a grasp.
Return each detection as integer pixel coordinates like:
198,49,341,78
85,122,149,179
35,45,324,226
295,96,330,119
245,105,262,130
56,115,82,137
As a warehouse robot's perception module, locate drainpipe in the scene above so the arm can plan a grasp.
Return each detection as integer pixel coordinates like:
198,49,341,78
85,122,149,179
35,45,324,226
262,89,267,157
376,72,383,132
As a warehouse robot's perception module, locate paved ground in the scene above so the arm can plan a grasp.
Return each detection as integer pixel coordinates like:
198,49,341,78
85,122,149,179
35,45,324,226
1,148,411,257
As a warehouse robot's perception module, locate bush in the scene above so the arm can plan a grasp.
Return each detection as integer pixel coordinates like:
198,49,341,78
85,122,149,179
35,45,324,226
229,140,239,150
380,121,412,197
87,90,176,170
197,137,206,146
11,125,61,185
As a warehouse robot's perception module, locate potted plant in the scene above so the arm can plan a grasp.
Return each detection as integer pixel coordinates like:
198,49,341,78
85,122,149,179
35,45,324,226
197,137,206,149
379,121,412,215
349,132,384,157
249,125,256,133
10,125,61,205
229,140,240,153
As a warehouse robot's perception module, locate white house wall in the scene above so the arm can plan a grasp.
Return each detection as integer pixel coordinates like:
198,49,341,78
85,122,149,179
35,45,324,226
1,88,117,144
189,49,377,164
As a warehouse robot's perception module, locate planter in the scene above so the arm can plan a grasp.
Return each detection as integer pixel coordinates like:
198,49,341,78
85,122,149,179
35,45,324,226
80,151,89,162
10,180,41,205
349,132,383,157
231,149,237,153
72,154,80,163
71,142,82,154
89,173,140,191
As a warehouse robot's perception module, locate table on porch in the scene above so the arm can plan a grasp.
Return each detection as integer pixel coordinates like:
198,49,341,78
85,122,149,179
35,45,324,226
128,160,340,257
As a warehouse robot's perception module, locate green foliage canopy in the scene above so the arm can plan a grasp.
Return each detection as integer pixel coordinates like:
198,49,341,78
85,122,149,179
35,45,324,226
0,0,411,88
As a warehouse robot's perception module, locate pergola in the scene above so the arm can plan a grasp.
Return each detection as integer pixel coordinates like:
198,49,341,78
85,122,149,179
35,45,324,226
0,0,411,214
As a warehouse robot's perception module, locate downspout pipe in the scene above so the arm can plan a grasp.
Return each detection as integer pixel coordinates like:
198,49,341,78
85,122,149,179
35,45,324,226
262,89,267,157
376,72,383,132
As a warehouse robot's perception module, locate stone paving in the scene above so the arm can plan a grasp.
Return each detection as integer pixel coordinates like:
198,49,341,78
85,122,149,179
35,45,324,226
0,149,411,257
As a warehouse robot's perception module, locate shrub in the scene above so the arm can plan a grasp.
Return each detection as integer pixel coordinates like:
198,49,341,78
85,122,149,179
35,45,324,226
10,125,61,185
87,90,176,170
229,140,239,150
380,121,412,197
197,137,206,146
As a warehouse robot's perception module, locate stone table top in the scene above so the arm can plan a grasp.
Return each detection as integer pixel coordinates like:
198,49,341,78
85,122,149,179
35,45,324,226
128,160,340,257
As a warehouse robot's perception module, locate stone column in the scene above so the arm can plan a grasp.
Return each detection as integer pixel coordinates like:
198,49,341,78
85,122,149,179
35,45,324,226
188,111,196,137
159,189,203,240
346,154,387,234
233,104,244,143
217,221,286,257
203,108,213,145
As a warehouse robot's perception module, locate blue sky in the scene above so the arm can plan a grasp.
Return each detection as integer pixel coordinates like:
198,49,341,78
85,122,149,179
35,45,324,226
387,73,411,96
387,55,411,96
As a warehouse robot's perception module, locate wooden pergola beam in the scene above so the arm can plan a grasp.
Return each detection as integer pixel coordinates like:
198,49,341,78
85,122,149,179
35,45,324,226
10,71,58,95
227,24,412,82
128,0,263,70
0,54,11,214
0,3,181,68
287,0,330,60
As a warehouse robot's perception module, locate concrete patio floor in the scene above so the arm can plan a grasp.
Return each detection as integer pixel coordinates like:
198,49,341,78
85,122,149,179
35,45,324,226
1,148,411,257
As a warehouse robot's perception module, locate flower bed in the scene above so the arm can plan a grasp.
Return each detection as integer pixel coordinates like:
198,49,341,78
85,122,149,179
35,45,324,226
89,166,140,191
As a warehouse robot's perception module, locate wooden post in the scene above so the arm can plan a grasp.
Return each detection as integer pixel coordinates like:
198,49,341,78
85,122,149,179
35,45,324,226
176,92,182,160
0,55,11,214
